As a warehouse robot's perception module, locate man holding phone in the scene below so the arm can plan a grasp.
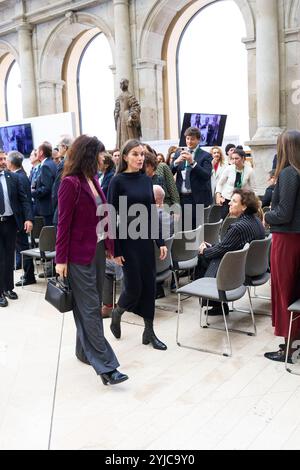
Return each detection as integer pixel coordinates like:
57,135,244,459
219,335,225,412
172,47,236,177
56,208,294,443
171,126,212,230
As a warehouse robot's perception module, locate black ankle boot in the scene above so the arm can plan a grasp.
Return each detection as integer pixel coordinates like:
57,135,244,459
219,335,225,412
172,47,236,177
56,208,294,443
110,306,125,339
100,369,129,385
142,319,167,350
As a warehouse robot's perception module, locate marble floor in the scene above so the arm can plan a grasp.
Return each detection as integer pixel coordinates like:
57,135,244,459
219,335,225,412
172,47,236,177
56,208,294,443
0,275,299,450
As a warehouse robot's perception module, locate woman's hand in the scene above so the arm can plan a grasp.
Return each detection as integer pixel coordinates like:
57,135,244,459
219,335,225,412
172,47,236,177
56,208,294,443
56,263,68,278
199,242,207,255
159,246,168,260
114,256,125,266
215,193,225,205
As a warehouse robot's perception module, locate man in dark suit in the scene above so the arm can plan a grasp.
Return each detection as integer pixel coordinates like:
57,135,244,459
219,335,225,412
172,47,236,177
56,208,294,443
32,142,57,225
51,135,74,226
172,126,212,229
0,151,33,307
6,151,36,287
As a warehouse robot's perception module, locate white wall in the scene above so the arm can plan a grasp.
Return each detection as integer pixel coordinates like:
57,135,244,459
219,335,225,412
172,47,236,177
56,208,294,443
0,111,76,152
0,111,76,174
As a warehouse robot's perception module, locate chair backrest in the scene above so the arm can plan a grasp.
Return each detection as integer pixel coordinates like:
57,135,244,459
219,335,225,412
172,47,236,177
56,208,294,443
39,226,56,253
216,243,249,294
32,216,45,240
203,205,211,223
245,234,272,278
171,224,203,267
220,216,236,241
208,204,223,223
204,220,223,245
155,236,174,274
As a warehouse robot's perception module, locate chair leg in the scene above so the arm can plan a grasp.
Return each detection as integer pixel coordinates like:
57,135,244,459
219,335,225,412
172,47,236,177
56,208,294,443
253,285,271,301
21,254,24,288
285,311,300,375
206,292,256,337
176,295,232,357
174,271,179,290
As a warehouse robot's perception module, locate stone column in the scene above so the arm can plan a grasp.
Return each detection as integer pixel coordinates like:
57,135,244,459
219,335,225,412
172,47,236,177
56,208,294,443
136,59,165,141
38,80,57,115
253,0,281,139
113,0,133,87
17,23,38,118
246,0,282,193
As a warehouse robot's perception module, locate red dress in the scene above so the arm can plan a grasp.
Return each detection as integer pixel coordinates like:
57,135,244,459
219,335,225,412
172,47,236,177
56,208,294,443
271,233,300,338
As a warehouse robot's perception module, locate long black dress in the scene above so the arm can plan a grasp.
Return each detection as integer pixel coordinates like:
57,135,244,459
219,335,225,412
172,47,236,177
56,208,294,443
108,171,164,320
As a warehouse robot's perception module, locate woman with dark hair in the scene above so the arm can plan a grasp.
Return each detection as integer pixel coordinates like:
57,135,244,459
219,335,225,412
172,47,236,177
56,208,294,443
55,135,128,386
98,153,115,197
225,143,236,165
264,130,300,363
196,189,265,315
108,139,168,350
215,148,256,219
144,152,166,192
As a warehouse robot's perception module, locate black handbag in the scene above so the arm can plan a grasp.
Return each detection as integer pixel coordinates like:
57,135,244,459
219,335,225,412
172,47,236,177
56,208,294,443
45,277,73,313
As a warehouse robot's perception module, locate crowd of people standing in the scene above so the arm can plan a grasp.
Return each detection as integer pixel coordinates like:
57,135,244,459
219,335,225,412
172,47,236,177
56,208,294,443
1,125,300,386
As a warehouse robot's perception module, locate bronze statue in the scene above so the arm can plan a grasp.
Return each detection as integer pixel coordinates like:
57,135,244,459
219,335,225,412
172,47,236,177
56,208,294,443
114,78,142,149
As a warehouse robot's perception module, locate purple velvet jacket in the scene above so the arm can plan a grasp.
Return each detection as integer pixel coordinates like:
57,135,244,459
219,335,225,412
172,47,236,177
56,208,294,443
55,174,114,265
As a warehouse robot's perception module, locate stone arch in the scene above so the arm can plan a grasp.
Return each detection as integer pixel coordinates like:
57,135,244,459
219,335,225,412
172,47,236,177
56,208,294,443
138,0,254,60
39,12,114,81
137,0,254,139
0,40,19,121
38,12,114,117
285,0,300,29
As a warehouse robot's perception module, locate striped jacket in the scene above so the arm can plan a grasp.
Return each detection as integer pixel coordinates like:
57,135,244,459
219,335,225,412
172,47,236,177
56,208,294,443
203,213,265,277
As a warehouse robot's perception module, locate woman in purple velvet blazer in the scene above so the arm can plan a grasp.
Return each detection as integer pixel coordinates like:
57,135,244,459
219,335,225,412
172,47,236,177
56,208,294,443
55,135,128,386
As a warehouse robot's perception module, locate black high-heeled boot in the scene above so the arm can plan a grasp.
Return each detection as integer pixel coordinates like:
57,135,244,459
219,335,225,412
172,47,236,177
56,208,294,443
142,319,167,350
110,305,125,339
100,369,129,385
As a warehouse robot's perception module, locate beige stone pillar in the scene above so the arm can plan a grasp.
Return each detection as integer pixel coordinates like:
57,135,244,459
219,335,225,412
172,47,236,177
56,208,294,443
253,0,281,140
113,0,133,86
247,0,282,193
136,59,165,141
38,80,65,115
17,23,38,118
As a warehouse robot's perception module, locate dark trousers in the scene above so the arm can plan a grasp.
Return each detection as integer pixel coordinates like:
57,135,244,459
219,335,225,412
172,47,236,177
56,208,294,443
68,241,119,375
16,230,35,281
43,215,54,226
0,217,17,294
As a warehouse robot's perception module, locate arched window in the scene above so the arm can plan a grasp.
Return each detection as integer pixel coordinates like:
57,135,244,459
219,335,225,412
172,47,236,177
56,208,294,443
5,60,23,121
177,0,248,143
77,33,115,149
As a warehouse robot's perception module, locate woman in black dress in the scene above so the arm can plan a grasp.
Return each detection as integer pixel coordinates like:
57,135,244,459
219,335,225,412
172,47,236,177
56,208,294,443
107,139,168,350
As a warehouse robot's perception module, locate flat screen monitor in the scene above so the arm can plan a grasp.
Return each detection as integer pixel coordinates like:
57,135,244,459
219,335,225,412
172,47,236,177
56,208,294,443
0,123,34,157
179,112,227,147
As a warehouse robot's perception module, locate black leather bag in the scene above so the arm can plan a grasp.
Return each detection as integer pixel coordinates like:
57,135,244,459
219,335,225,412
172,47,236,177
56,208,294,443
45,277,73,313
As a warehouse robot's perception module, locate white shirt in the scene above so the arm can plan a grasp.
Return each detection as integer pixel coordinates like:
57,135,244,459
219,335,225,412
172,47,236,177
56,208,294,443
0,172,13,216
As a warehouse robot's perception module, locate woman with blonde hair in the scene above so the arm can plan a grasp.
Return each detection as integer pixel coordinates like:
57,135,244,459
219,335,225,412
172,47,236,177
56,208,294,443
264,130,300,363
210,146,227,198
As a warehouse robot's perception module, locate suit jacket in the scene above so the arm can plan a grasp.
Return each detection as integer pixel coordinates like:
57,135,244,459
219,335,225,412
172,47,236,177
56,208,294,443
172,147,213,206
51,159,65,225
100,169,115,198
33,157,57,216
3,171,33,230
55,174,114,265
